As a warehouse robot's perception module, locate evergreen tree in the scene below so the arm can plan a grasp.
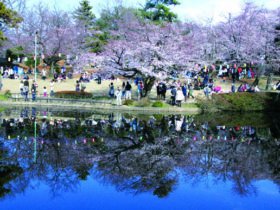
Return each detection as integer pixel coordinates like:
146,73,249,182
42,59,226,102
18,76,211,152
73,0,95,28
0,1,22,41
140,0,180,22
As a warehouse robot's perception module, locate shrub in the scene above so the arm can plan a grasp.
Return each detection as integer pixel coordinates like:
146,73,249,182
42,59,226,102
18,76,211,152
0,95,7,101
197,92,280,112
135,98,151,107
196,96,218,112
4,90,11,98
153,114,164,120
123,113,134,119
152,101,163,107
53,91,93,99
123,99,134,106
92,96,110,100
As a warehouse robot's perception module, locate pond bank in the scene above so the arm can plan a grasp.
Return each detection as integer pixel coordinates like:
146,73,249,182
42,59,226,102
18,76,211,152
0,100,201,114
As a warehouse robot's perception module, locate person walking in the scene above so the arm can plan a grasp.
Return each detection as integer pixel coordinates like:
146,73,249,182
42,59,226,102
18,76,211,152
115,87,122,106
188,83,194,99
125,81,132,99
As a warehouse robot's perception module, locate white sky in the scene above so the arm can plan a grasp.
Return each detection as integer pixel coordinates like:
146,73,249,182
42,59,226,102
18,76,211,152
33,0,280,24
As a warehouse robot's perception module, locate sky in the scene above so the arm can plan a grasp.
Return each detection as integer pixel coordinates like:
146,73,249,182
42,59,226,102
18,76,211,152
34,0,280,24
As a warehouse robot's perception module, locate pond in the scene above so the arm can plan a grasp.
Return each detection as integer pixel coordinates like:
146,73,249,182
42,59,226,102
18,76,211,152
0,106,280,209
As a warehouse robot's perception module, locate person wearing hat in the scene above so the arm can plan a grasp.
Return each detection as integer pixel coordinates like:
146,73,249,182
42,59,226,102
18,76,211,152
115,86,122,106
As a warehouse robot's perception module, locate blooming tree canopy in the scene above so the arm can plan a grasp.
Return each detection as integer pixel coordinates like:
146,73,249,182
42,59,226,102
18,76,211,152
75,16,201,96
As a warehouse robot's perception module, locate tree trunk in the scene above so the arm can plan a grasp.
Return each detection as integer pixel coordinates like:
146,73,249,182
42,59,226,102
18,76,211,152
51,61,54,76
266,73,273,90
252,64,265,87
143,76,156,97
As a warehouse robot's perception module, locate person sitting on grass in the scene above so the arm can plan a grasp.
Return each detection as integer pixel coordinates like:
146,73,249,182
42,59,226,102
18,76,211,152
238,84,243,92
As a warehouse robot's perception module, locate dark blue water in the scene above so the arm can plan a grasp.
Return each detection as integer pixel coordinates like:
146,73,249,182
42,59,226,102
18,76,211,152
1,175,279,210
0,107,280,209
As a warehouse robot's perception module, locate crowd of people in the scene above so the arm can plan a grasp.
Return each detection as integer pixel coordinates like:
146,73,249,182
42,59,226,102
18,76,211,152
1,64,280,106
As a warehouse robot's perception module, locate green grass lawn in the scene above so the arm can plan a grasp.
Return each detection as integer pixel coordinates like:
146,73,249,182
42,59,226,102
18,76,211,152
0,95,7,101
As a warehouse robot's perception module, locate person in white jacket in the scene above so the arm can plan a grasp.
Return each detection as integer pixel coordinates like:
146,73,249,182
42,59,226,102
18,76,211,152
115,87,122,106
176,87,184,107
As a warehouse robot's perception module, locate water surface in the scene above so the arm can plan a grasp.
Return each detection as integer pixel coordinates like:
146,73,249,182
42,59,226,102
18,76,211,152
0,106,280,209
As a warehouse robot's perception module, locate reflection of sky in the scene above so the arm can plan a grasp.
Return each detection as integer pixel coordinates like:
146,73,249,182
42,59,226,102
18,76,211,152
1,173,279,209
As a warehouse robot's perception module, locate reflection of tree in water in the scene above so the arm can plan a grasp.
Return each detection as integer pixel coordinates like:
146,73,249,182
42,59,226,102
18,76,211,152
0,112,280,199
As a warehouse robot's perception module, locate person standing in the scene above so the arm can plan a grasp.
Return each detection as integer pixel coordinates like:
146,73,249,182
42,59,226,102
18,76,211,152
176,87,184,107
203,85,210,99
50,79,54,97
122,82,126,99
231,83,236,93
81,80,86,92
109,82,114,97
98,73,101,84
43,86,47,97
125,81,132,99
0,74,2,91
182,83,188,102
138,81,143,100
23,79,29,101
19,80,24,95
161,83,167,100
41,68,47,80
115,87,122,106
156,83,162,100
31,89,36,102
171,86,177,106
75,80,80,91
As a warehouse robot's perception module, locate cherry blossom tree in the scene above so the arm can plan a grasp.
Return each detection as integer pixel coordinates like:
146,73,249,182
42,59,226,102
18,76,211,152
75,15,201,96
3,2,89,74
212,2,279,66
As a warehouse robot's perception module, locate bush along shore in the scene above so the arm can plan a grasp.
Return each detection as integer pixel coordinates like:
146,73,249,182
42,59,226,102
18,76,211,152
1,91,280,112
196,92,280,112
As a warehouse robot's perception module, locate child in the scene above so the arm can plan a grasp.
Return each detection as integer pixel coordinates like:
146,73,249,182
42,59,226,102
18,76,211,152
43,86,47,97
50,79,54,97
76,80,80,91
32,89,36,102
